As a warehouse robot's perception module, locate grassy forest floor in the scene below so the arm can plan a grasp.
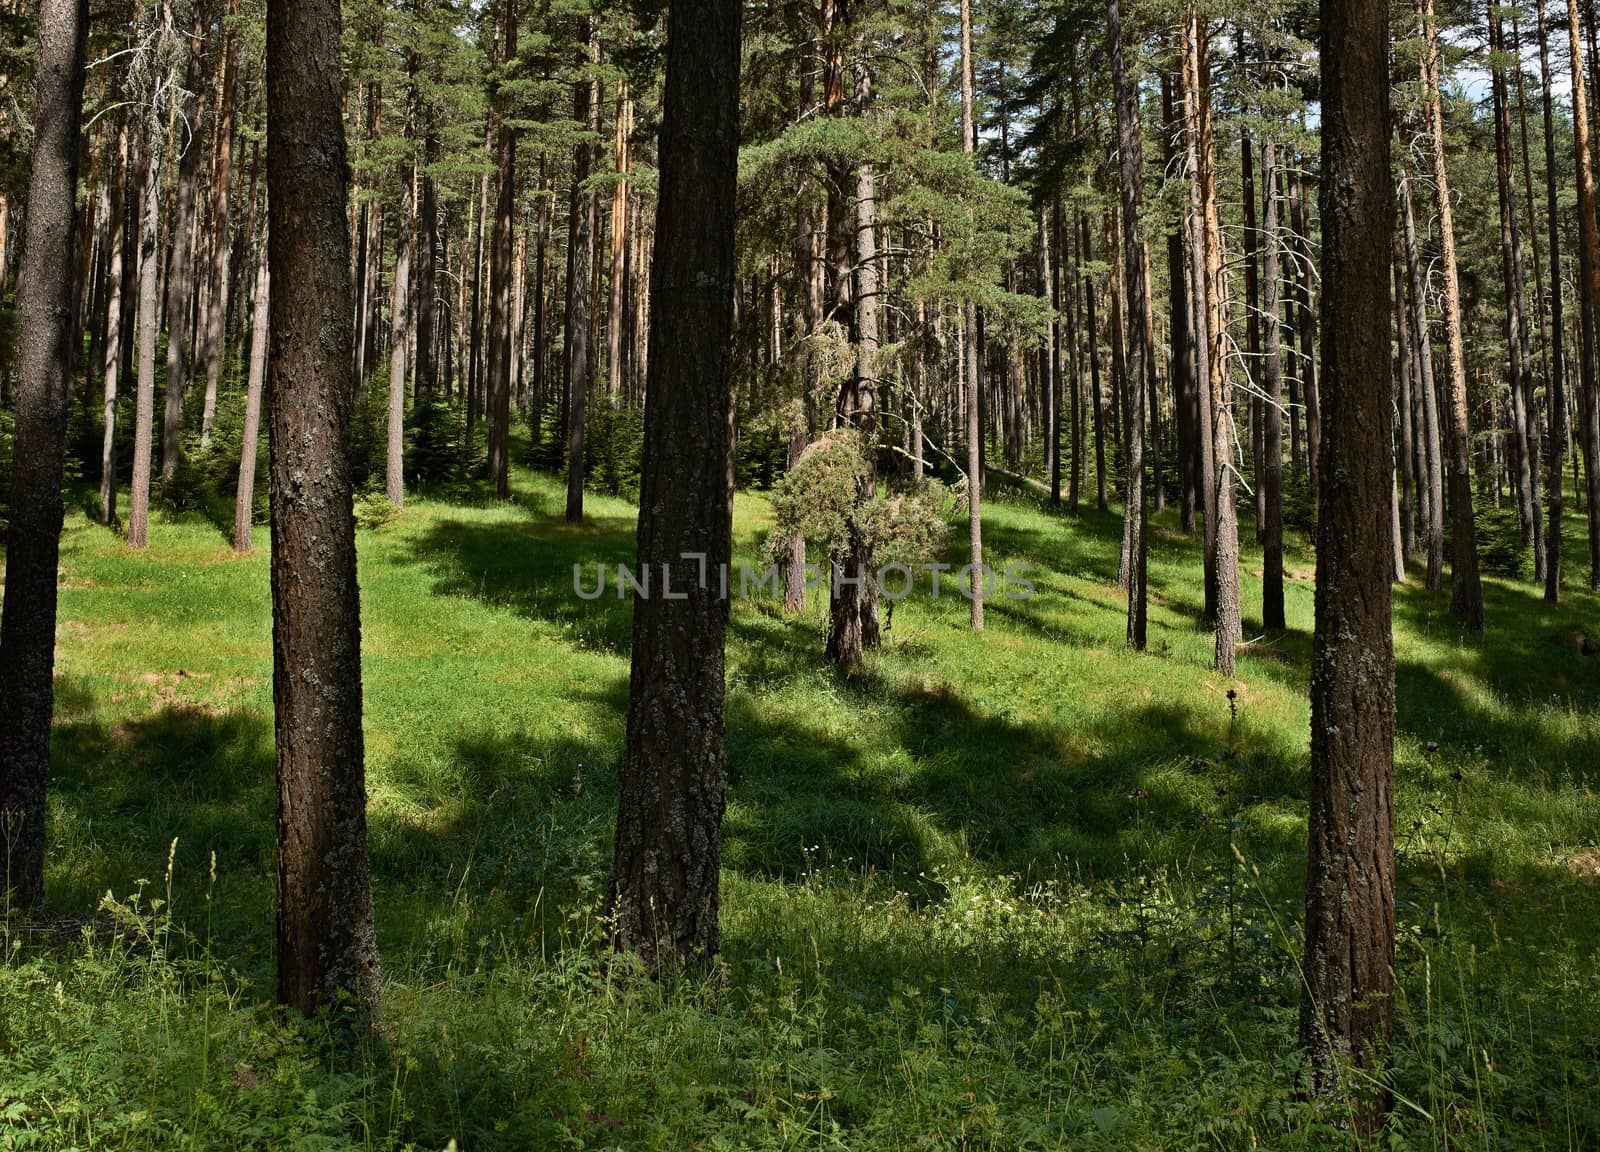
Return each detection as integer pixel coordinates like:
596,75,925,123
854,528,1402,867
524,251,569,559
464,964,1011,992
2,461,1599,1150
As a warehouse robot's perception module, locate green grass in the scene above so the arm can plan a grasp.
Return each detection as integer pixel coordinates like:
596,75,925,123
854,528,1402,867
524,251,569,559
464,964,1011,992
3,465,1599,1150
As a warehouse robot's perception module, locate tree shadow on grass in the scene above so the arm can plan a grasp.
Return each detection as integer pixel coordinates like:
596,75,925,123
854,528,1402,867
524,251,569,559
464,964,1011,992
405,509,640,655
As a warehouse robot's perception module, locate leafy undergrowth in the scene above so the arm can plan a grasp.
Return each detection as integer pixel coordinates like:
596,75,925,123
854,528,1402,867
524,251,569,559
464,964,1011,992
2,468,1598,1150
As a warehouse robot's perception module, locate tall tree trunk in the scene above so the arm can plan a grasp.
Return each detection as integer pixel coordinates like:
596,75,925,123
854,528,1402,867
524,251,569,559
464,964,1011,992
1084,215,1108,513
266,0,380,1021
0,0,89,910
610,0,741,975
1569,0,1600,588
1490,1,1540,574
512,204,528,410
1393,230,1418,563
1050,194,1065,507
607,79,631,400
1241,127,1264,541
1290,165,1322,495
161,0,210,483
1542,0,1568,601
1183,41,1219,624
785,39,824,613
1262,134,1286,631
1164,73,1198,535
961,0,984,630
386,166,414,508
199,0,237,448
531,152,550,428
127,0,177,551
467,145,487,434
1511,9,1549,586
1421,0,1485,630
1300,0,1395,1130
488,0,519,498
565,25,597,519
827,50,883,669
234,230,267,552
414,156,438,399
354,78,381,393
100,121,129,525
1040,199,1057,503
413,5,438,403
1400,174,1446,591
1188,8,1239,670
1109,0,1149,649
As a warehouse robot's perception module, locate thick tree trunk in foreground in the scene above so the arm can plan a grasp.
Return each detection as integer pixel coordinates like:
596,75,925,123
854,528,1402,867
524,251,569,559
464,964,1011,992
0,0,89,910
610,0,742,975
267,0,380,1020
1300,0,1396,1130
1420,0,1485,630
1108,0,1148,650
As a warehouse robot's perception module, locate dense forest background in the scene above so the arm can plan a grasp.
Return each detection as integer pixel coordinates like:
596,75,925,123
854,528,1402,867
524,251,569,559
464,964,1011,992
0,0,1594,599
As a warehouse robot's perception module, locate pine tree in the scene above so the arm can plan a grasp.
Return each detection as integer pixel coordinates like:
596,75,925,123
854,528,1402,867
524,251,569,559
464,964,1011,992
0,0,89,910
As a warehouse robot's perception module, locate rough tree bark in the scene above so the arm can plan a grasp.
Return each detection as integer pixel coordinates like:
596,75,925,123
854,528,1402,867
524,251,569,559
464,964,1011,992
0,0,89,910
266,0,380,1020
826,48,883,670
1187,9,1240,672
609,0,742,975
1300,0,1396,1130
